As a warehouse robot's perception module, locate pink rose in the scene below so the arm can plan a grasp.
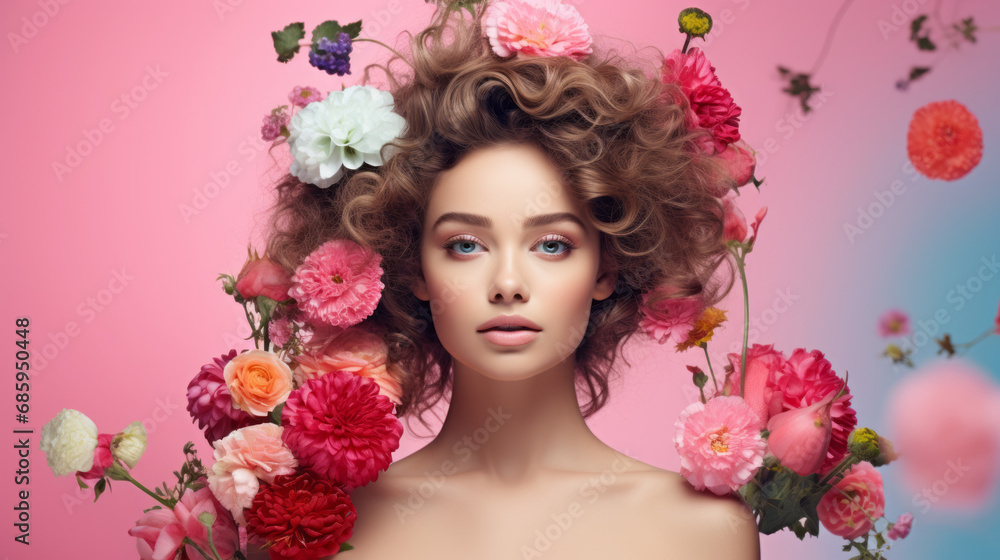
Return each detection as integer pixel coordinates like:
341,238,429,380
723,343,788,426
765,389,838,476
128,485,239,560
817,461,885,540
718,139,757,187
294,326,403,405
235,251,293,302
483,0,593,62
207,423,298,525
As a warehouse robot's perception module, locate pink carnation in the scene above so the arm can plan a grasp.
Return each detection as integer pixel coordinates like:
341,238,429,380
207,423,299,525
767,348,857,473
673,396,767,495
294,326,403,405
688,85,742,153
817,461,885,540
281,371,403,489
638,287,701,347
288,85,324,108
483,0,592,62
289,239,385,329
128,485,239,560
887,513,914,540
878,309,911,337
186,349,266,444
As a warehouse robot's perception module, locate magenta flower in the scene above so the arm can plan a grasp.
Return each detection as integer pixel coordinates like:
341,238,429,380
638,287,701,347
281,371,403,489
288,239,385,329
661,47,742,154
288,85,324,108
878,309,911,337
186,350,266,444
483,0,593,62
673,396,767,495
887,513,914,540
261,106,290,142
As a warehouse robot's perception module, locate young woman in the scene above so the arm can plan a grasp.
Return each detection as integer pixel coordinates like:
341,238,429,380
261,1,759,558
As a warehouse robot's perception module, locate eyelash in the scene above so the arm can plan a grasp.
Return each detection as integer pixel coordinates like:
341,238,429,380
442,234,578,257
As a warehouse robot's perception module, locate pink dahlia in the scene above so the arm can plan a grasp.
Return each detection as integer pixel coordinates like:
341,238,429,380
281,371,403,489
294,326,403,405
288,239,385,329
673,395,767,495
638,287,701,347
877,309,911,337
128,484,239,560
483,0,592,62
288,85,324,108
767,348,857,473
817,461,885,540
186,349,266,444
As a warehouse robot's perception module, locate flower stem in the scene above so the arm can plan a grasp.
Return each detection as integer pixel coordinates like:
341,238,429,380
956,325,996,352
729,245,751,399
113,466,173,508
681,34,692,54
206,525,224,560
353,38,413,67
183,537,217,560
819,454,861,487
702,344,719,393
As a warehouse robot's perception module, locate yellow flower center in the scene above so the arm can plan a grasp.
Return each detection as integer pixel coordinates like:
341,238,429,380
709,426,730,453
680,13,711,36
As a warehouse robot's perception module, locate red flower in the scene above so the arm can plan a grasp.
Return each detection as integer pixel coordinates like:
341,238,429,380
688,85,742,152
235,250,294,302
77,433,113,480
907,100,983,180
186,349,266,443
281,371,403,489
245,471,356,560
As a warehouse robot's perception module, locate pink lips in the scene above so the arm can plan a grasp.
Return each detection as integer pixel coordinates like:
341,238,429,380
476,314,541,346
480,329,540,346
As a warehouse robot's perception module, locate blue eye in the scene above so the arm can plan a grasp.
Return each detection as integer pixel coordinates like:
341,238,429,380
535,236,575,255
445,237,483,255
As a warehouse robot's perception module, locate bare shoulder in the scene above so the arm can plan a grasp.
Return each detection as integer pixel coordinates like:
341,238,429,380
632,468,761,560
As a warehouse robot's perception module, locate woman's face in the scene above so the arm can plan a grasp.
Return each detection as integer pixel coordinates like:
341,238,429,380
413,142,617,381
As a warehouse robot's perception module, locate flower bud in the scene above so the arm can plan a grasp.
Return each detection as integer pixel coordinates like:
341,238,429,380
765,390,837,476
848,427,881,462
112,421,147,469
871,434,900,467
678,8,713,38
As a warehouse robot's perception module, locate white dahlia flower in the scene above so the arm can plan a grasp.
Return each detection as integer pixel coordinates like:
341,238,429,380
288,84,406,188
40,408,99,477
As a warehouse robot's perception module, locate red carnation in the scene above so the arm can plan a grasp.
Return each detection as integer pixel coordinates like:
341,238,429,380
187,349,266,443
281,371,403,489
246,470,356,559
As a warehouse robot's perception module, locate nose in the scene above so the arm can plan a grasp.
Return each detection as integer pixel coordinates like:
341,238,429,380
489,250,528,303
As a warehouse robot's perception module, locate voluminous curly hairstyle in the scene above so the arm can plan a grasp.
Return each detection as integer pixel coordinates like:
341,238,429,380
264,2,738,430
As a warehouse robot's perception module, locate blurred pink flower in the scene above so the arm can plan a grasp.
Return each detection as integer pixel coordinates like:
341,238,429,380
128,485,239,560
483,0,592,61
767,348,857,473
638,287,701,347
817,461,885,540
261,107,290,142
765,389,837,476
994,299,1000,334
288,85,324,108
878,309,911,337
748,206,767,245
186,350,265,444
673,395,767,495
887,359,1000,511
207,423,298,525
289,239,385,329
723,343,788,425
887,512,914,540
721,192,747,243
77,433,113,481
294,326,403,405
719,139,757,188
281,371,403,489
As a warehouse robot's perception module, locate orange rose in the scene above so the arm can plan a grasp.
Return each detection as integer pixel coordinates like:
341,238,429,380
223,350,294,416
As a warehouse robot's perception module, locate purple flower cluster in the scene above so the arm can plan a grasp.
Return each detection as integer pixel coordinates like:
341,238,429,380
309,32,352,76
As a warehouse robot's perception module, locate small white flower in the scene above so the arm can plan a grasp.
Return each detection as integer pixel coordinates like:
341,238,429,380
288,84,407,188
40,409,99,477
112,421,147,469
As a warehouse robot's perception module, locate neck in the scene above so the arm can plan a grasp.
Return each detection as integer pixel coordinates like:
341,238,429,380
428,355,606,484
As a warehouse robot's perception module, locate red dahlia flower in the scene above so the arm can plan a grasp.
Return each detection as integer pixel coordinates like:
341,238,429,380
907,100,983,181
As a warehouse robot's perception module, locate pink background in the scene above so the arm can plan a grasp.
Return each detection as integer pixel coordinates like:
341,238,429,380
2,0,998,558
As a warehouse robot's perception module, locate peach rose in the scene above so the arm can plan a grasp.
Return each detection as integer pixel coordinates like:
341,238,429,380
294,327,402,405
223,349,294,416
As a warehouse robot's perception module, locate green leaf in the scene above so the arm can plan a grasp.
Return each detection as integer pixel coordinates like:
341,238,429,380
271,402,286,425
312,20,346,47
93,477,107,502
339,542,355,552
272,22,305,63
76,475,89,489
909,15,927,40
916,36,937,51
843,543,854,552
341,20,363,39
875,532,886,548
256,295,279,331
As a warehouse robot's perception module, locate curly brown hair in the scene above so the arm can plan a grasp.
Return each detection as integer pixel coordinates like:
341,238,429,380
263,2,737,431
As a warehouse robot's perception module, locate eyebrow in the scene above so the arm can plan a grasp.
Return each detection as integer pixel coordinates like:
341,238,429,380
431,211,587,231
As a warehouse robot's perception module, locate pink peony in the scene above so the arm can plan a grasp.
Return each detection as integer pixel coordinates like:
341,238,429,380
187,349,266,444
878,309,911,337
128,485,239,560
767,348,856,473
765,389,839,476
723,343,788,426
288,85,324,108
817,461,885,540
721,191,748,243
673,396,767,495
235,251,293,303
281,371,403,489
719,139,757,188
887,359,1000,511
289,239,385,329
207,423,299,525
482,0,592,62
77,433,113,480
294,326,403,405
887,512,914,540
638,287,701,347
